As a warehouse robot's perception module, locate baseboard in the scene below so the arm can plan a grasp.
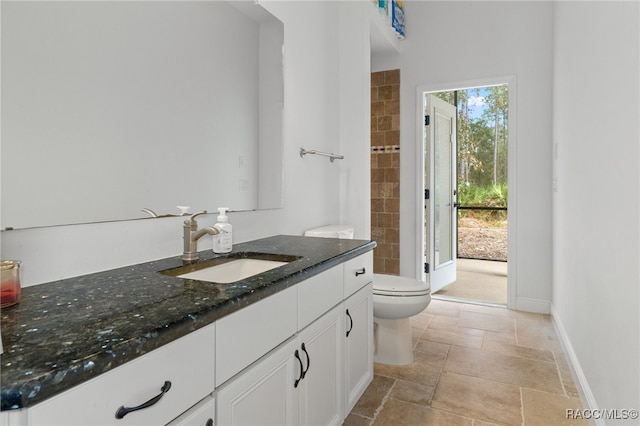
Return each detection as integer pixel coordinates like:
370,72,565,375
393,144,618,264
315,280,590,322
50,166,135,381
515,296,550,314
550,304,603,426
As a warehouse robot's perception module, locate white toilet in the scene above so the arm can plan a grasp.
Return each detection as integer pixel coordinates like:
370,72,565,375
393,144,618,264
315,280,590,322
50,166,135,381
372,274,430,365
304,225,431,366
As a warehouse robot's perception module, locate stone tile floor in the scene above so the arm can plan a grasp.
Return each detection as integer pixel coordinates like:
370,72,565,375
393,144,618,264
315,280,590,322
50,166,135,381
344,299,588,426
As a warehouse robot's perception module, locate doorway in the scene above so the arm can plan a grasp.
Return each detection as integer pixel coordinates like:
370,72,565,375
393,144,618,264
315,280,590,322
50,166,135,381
419,79,513,307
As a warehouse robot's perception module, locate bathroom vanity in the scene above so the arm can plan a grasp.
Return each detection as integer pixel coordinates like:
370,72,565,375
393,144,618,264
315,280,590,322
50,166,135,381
0,235,375,425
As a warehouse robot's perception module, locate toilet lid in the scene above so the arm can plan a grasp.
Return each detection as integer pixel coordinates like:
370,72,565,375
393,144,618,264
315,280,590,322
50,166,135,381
373,273,430,296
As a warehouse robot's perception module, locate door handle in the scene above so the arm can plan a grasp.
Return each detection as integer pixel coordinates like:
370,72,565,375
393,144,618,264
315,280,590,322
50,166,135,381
346,309,354,337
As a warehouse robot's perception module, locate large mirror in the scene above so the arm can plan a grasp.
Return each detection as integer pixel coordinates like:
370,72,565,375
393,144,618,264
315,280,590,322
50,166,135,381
1,1,284,230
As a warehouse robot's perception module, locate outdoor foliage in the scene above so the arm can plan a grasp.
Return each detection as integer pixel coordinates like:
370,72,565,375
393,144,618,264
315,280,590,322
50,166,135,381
457,183,508,207
436,85,509,209
457,183,508,224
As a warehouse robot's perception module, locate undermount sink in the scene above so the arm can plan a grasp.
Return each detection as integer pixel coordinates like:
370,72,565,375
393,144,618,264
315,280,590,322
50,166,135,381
177,258,288,283
160,252,300,284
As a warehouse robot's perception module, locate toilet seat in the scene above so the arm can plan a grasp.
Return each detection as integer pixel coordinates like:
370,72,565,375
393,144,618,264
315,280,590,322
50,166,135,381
374,288,430,297
373,274,430,297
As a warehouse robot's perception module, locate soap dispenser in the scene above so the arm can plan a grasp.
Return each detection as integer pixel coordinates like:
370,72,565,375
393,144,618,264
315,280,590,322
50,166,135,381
213,207,232,253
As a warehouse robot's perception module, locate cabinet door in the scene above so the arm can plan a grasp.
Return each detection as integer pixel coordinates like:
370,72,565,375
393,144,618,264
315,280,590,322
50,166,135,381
216,339,298,426
344,283,373,414
297,304,344,426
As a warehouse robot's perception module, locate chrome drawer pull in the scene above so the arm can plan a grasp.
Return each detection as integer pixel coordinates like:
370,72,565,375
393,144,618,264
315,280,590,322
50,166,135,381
115,380,172,419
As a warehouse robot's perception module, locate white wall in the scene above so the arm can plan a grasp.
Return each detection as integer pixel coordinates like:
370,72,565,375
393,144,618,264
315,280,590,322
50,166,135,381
339,1,372,240
552,1,640,422
372,1,554,312
1,1,372,286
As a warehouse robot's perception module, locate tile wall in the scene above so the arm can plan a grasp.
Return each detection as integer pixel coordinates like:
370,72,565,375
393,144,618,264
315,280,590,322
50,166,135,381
371,69,401,275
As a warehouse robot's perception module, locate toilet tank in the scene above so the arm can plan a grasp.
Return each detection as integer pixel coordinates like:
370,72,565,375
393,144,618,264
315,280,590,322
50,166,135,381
304,225,354,239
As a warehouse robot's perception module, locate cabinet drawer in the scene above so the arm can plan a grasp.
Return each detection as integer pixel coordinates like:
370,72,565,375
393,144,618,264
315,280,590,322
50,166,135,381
27,324,215,426
216,286,297,387
298,265,343,330
343,252,373,298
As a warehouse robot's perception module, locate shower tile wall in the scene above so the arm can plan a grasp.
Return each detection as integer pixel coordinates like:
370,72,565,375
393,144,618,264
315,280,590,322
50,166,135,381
371,69,400,275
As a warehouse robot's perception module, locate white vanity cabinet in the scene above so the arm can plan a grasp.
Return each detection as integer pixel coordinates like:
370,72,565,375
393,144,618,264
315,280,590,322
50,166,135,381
5,251,374,426
216,252,373,426
21,323,216,426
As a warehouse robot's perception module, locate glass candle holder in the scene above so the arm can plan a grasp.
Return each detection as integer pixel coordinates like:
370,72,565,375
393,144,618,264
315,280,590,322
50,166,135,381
1,260,21,308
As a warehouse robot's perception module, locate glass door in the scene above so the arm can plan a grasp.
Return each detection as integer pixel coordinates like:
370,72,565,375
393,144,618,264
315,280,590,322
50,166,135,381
424,94,457,293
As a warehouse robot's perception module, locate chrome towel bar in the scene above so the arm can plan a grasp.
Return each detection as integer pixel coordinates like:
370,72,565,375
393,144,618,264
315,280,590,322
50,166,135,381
299,148,344,162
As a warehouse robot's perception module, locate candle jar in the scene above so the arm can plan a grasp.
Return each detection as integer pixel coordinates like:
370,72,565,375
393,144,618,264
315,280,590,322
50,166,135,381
1,260,21,308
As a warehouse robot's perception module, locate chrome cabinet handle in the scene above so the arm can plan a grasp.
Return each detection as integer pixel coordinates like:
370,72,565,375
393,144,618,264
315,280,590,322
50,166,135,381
346,309,354,337
115,381,171,419
355,268,366,277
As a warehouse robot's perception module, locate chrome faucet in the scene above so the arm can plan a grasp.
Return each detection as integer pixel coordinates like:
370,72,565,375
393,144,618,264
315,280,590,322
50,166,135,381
182,211,219,261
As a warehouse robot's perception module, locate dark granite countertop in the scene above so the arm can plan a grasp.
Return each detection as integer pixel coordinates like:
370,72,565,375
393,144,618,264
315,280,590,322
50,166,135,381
0,235,375,411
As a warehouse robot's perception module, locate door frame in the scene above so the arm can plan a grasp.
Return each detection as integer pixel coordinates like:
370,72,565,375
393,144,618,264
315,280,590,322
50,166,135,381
415,75,517,309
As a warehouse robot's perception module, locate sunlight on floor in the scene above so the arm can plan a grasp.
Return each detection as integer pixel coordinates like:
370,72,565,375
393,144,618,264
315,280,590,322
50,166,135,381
434,259,507,305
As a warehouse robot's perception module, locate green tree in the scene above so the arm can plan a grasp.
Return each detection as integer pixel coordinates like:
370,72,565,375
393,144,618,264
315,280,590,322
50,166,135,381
435,86,509,204
482,86,508,185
